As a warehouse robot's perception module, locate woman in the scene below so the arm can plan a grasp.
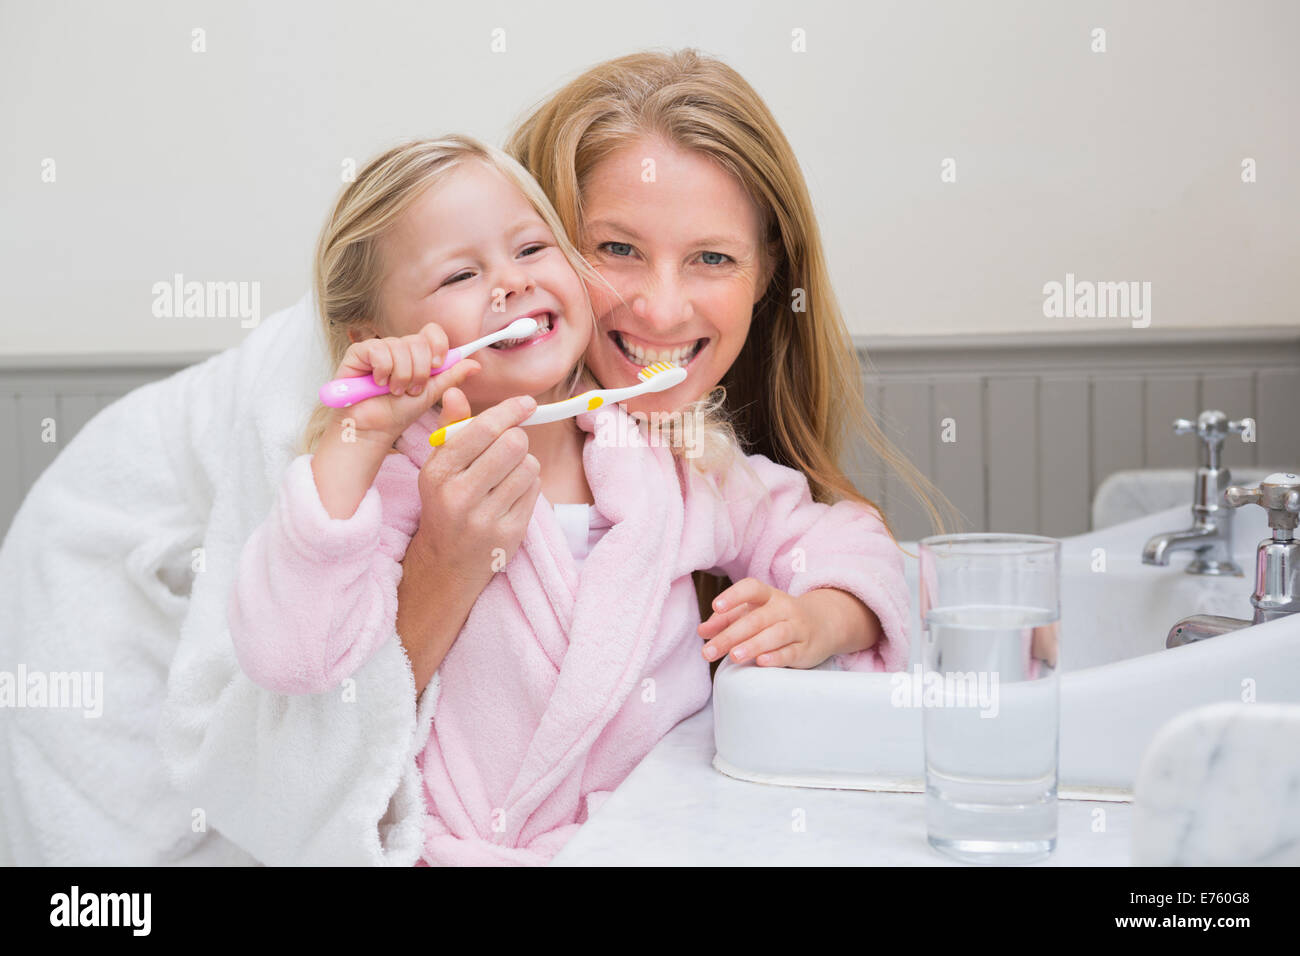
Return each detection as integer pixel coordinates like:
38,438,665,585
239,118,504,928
393,49,951,694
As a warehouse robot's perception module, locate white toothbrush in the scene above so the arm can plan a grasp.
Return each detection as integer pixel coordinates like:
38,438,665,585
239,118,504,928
428,361,688,447
319,317,540,408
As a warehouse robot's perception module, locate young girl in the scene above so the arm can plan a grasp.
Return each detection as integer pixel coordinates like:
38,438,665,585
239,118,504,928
228,135,910,865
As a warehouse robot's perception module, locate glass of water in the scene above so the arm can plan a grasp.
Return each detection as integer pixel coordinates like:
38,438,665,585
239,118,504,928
918,533,1061,864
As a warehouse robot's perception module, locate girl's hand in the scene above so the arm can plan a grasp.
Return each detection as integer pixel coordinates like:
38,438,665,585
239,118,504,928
330,322,478,444
697,578,834,669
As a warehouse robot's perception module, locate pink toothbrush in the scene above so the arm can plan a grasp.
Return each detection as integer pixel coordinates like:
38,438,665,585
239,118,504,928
318,317,539,408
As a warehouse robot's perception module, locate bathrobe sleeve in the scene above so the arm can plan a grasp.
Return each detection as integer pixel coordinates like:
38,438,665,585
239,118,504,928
228,452,421,695
706,453,910,672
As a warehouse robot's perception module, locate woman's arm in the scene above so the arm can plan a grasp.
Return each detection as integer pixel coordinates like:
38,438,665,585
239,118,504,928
392,389,543,696
396,528,494,695
797,586,884,657
703,454,910,671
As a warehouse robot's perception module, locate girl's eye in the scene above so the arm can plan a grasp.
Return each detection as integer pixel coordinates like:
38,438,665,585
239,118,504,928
599,241,634,257
443,271,473,285
699,251,733,266
519,243,545,257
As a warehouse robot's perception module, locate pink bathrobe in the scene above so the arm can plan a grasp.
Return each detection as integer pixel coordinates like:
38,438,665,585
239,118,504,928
229,402,909,865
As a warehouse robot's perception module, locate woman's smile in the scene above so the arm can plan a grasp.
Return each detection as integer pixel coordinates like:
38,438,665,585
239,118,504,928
609,329,709,368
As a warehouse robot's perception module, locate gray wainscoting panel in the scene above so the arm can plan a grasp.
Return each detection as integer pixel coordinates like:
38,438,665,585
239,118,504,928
857,327,1300,542
1258,368,1300,465
0,354,207,542
1037,378,1090,538
1,330,1297,545
985,377,1036,536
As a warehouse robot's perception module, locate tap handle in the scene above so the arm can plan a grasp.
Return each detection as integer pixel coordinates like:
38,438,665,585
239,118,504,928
1174,410,1238,470
1225,485,1262,508
1172,410,1233,442
1226,472,1300,533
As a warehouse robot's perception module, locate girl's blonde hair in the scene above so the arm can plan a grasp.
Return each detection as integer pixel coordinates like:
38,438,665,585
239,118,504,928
299,134,601,456
505,49,961,621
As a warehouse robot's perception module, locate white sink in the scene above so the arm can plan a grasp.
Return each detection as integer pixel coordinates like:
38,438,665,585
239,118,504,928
712,501,1300,799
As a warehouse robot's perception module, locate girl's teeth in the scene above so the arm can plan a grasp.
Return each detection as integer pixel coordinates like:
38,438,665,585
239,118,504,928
491,314,552,348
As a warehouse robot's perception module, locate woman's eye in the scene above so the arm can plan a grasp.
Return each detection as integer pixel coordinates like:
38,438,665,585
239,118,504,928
600,241,634,257
699,251,733,266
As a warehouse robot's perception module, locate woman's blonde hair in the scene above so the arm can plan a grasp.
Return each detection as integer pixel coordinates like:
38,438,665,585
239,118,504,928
505,49,961,629
505,49,959,533
298,134,604,456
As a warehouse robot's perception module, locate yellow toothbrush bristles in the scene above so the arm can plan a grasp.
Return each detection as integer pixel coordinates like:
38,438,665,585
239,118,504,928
638,361,677,379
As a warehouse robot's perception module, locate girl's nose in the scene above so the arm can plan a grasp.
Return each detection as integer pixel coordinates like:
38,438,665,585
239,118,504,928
493,262,536,305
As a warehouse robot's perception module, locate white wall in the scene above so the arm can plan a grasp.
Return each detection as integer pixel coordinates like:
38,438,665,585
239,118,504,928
2,0,1296,356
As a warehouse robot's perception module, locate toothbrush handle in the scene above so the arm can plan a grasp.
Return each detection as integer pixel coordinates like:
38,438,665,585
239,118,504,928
520,392,605,426
429,391,609,447
319,346,465,408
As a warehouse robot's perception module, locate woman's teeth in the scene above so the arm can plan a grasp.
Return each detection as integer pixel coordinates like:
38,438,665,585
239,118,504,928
613,331,704,366
489,314,553,349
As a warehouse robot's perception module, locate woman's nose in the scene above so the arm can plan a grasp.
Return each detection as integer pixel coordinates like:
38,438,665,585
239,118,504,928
630,271,692,330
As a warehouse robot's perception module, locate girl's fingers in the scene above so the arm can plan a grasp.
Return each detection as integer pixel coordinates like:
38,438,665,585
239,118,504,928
368,341,394,386
425,360,478,406
407,336,433,396
388,339,412,393
422,322,450,367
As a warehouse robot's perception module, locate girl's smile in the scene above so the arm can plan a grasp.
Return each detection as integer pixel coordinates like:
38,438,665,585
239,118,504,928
486,309,559,352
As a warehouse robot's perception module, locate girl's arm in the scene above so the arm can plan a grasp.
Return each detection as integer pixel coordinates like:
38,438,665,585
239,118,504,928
703,454,911,672
228,448,421,694
311,417,395,519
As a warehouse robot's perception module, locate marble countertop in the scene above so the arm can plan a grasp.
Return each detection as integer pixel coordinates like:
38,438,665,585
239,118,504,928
551,701,1133,866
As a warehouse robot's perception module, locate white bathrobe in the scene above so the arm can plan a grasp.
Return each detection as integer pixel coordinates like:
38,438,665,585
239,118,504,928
0,295,435,865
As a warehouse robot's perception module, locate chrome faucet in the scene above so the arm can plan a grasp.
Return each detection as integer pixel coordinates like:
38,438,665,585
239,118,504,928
1166,472,1300,647
1141,410,1250,576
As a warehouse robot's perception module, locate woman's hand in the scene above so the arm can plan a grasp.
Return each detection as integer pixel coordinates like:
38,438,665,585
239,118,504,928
411,387,543,575
396,387,543,694
697,579,882,669
331,322,475,445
